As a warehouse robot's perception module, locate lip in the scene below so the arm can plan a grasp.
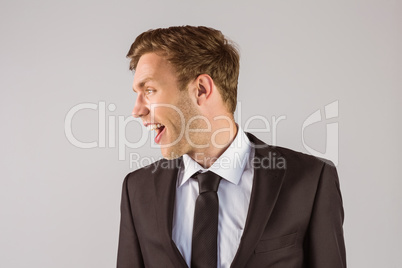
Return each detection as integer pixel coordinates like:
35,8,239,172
144,122,162,127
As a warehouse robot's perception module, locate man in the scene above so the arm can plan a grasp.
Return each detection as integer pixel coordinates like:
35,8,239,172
117,26,346,268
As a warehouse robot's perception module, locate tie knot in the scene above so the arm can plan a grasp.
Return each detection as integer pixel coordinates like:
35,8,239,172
193,171,222,194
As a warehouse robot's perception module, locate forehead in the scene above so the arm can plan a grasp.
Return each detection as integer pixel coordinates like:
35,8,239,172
133,53,178,89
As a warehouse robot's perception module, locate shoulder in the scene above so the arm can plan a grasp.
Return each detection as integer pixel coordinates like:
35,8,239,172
246,132,332,169
123,157,182,188
246,132,334,177
274,145,333,168
271,145,339,189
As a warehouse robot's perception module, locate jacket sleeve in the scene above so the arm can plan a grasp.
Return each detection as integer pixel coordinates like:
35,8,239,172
117,174,145,268
304,161,347,267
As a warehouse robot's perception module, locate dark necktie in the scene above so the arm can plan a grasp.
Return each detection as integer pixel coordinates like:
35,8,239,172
191,171,222,268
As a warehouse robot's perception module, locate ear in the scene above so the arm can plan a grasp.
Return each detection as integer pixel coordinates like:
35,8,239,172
194,74,214,107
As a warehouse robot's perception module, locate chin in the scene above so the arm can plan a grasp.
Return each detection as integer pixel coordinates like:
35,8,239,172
160,136,188,160
161,141,191,160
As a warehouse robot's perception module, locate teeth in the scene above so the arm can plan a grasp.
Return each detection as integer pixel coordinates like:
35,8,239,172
146,124,164,131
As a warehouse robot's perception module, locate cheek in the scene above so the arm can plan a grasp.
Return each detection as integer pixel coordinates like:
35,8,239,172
165,109,184,125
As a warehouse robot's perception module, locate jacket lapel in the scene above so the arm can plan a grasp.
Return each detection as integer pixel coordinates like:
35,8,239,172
231,133,286,268
152,157,188,267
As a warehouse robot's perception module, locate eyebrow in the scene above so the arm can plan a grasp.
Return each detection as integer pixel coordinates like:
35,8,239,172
133,78,153,92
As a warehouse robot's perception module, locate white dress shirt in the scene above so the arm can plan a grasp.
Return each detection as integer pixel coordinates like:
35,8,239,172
172,126,255,268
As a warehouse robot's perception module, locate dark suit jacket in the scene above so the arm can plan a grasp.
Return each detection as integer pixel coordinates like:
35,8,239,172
117,133,346,267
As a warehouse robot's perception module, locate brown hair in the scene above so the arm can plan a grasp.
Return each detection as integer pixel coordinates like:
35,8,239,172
126,26,240,114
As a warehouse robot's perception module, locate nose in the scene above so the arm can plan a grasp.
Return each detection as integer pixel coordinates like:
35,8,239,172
132,94,149,118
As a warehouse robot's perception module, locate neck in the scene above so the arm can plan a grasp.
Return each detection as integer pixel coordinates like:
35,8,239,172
188,118,238,169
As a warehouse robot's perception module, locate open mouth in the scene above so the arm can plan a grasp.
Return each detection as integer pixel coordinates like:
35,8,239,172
146,123,166,144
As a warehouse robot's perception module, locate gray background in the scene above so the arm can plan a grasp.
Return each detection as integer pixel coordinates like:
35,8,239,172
1,0,401,267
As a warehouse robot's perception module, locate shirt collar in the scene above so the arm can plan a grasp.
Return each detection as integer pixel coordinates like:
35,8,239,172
178,125,252,188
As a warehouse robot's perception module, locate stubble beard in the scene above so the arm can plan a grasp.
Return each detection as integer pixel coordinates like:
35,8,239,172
161,92,207,160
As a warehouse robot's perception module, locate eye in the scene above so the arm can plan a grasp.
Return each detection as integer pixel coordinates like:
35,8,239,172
145,88,155,95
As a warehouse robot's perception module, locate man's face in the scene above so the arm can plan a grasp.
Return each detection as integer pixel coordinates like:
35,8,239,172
132,53,201,159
